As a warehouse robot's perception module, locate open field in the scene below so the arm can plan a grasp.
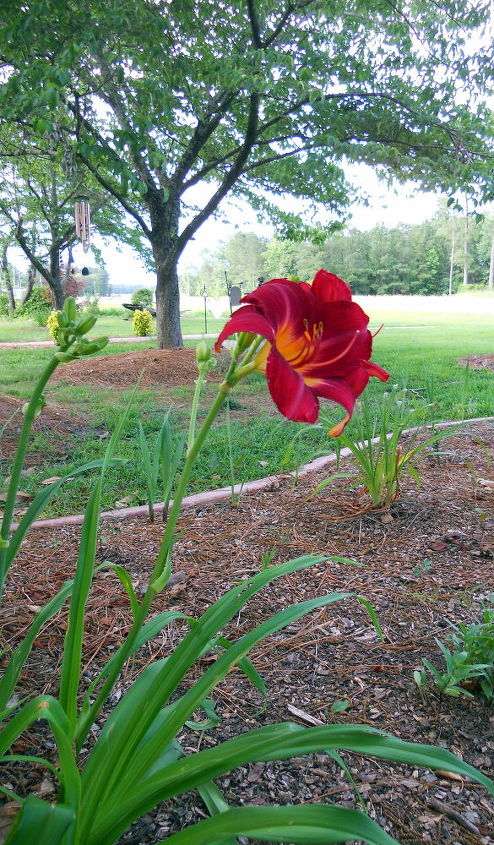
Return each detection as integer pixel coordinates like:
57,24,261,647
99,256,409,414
0,298,493,517
1,291,493,343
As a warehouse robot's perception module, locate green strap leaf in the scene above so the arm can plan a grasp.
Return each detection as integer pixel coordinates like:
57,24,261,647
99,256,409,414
95,721,494,842
160,804,400,845
80,554,327,829
0,695,80,815
185,698,221,731
4,796,74,845
59,394,135,734
105,563,139,621
196,782,237,845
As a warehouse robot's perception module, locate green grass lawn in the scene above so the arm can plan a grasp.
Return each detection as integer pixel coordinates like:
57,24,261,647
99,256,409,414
1,307,493,517
0,311,226,343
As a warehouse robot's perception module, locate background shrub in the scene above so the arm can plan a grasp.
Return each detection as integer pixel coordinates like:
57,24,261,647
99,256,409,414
0,292,10,317
131,287,154,306
79,296,101,317
15,287,53,325
46,310,61,343
132,308,153,336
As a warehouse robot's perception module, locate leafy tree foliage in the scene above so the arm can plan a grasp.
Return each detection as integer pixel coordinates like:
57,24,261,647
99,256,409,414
0,0,492,344
0,135,146,308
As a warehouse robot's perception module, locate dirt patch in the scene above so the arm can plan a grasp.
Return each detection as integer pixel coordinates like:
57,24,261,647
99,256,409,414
1,420,494,843
51,347,205,389
459,354,494,371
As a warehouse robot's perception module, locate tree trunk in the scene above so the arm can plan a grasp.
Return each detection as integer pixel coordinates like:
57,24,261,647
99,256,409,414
488,230,494,289
154,251,183,348
21,264,36,306
151,198,183,348
448,216,455,295
1,244,16,313
49,245,65,309
462,204,469,287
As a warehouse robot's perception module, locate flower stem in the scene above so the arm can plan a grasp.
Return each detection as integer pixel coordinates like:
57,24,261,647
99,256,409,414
76,337,259,747
75,379,233,749
186,365,209,456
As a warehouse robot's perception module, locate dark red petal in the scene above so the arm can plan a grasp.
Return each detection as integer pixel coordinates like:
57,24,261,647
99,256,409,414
364,360,390,382
308,376,358,418
303,331,372,379
215,306,275,352
320,300,369,335
265,346,319,423
312,270,352,303
241,279,316,332
343,367,370,399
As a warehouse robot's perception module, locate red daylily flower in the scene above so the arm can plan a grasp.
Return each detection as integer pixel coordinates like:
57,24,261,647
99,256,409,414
215,269,389,435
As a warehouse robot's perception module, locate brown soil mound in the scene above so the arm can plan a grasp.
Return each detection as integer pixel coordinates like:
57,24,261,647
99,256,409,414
459,353,494,371
0,394,94,463
51,347,203,389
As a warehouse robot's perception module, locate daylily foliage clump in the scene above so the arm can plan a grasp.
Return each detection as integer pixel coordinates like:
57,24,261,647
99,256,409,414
216,270,389,435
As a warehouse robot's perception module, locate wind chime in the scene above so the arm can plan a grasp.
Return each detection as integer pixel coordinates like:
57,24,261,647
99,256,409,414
74,197,91,252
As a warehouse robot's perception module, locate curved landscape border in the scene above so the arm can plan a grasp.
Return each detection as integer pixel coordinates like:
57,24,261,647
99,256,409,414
19,415,494,530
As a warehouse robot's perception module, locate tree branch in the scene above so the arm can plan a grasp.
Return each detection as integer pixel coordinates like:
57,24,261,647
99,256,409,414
247,0,262,48
173,92,261,261
11,217,54,287
66,101,152,236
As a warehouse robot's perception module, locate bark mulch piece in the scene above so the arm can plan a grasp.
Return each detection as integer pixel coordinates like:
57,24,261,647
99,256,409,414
1,420,494,844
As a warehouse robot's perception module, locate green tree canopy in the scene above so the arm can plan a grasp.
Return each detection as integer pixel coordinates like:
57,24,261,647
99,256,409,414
1,0,492,344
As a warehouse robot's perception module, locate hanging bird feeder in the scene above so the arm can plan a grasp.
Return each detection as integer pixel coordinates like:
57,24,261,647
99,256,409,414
75,196,91,252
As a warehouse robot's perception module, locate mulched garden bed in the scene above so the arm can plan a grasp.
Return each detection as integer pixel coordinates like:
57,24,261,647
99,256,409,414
1,414,493,844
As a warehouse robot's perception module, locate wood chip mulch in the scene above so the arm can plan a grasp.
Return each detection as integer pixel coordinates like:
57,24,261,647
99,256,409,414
1,418,494,844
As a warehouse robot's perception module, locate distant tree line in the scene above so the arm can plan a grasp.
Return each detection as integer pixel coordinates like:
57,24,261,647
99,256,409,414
182,209,494,298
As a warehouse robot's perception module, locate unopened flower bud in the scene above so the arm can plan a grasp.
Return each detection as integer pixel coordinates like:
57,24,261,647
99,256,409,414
235,332,257,355
75,314,97,336
63,297,77,323
54,351,76,363
196,341,212,364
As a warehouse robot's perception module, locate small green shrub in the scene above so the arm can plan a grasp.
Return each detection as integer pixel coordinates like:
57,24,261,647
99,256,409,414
308,388,458,511
131,287,153,306
46,310,62,343
414,598,494,701
132,308,153,336
15,287,53,325
0,292,11,316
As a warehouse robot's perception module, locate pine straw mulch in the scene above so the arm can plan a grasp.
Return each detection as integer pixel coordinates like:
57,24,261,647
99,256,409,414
1,418,494,844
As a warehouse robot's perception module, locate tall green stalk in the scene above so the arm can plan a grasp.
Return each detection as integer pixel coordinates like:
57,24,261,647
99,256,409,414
75,342,256,747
